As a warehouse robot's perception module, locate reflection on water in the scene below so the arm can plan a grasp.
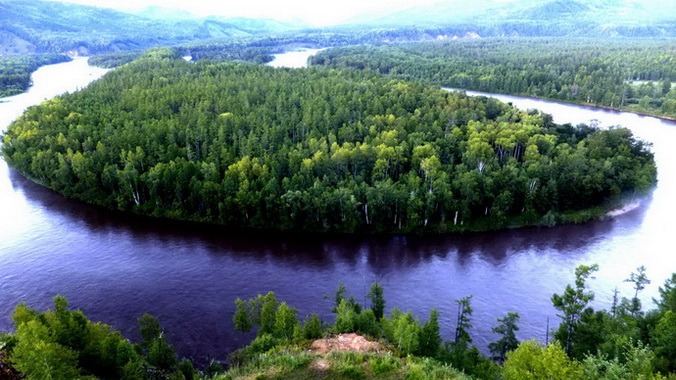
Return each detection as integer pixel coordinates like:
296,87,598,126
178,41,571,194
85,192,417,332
0,56,674,364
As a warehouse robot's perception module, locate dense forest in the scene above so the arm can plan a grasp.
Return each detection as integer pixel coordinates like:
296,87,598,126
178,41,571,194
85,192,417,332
1,265,674,379
310,38,676,119
0,54,70,97
2,50,656,233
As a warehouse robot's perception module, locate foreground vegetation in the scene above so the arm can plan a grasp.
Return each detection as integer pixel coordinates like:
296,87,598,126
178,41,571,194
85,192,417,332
1,51,656,233
1,265,674,379
0,54,70,97
310,38,676,119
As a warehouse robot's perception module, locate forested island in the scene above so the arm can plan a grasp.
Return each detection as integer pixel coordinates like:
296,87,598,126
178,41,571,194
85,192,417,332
309,38,676,119
1,266,674,379
1,50,656,233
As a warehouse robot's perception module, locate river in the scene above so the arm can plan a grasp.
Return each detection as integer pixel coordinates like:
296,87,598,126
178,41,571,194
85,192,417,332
1,54,675,364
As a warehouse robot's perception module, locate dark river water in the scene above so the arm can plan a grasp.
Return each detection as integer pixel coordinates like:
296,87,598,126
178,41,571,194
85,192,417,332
1,56,675,364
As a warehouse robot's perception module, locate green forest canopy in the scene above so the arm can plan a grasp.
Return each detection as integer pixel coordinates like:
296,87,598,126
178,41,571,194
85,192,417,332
309,38,676,119
0,54,70,97
1,53,657,233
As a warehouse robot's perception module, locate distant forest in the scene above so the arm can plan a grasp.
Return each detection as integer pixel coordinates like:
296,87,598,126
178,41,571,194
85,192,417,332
309,39,676,119
0,54,70,97
2,51,656,233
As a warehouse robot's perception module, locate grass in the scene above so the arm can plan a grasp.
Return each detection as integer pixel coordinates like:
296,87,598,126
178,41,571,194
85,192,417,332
215,348,471,380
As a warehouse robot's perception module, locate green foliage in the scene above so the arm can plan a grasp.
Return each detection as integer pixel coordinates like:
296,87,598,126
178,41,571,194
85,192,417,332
147,335,177,371
655,273,676,313
138,313,161,349
488,311,520,362
583,342,666,380
311,38,676,119
368,283,385,321
503,340,584,380
178,358,195,380
334,299,359,334
302,314,324,340
625,265,651,317
651,311,676,374
7,296,183,379
4,57,655,234
0,54,70,97
11,320,81,379
390,311,421,354
454,296,473,346
417,309,441,358
272,302,299,340
551,263,599,354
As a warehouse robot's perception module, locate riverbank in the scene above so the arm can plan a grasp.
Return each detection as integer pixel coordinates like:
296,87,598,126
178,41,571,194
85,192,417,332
443,87,676,123
1,48,673,365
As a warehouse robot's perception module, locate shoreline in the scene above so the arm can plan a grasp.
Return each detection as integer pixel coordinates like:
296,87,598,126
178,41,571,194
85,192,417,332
445,87,676,123
605,200,642,217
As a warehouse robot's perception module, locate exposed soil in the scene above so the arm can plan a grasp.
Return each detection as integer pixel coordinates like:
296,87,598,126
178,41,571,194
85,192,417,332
310,333,388,355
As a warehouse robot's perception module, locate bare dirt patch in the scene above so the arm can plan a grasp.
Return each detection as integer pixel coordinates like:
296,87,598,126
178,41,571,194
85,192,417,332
310,333,388,355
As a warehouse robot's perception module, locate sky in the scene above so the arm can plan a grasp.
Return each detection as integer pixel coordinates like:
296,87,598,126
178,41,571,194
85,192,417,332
47,0,446,26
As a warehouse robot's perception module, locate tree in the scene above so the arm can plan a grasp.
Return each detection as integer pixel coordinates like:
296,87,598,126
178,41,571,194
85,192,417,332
417,309,441,357
232,292,279,336
651,311,676,374
272,302,298,340
502,340,583,380
654,273,676,313
147,335,177,371
334,282,347,312
11,320,81,380
368,282,385,321
302,314,324,340
454,295,474,346
624,265,650,317
138,313,161,350
489,312,520,363
551,264,599,354
334,299,357,333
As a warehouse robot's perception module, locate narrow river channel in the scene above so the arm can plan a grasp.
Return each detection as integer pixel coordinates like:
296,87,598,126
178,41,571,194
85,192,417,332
0,53,674,363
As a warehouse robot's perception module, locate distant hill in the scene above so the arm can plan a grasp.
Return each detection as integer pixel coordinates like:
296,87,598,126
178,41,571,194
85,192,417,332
352,0,676,37
0,0,302,55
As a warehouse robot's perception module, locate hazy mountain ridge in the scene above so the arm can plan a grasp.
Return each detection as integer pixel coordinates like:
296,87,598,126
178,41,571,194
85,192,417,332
354,0,676,37
0,0,302,55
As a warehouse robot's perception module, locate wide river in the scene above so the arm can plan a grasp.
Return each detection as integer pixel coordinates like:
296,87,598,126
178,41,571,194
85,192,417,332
0,54,674,364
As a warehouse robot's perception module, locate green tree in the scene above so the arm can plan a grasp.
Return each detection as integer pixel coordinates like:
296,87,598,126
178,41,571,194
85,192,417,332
334,299,358,334
551,264,599,354
454,295,474,346
417,309,441,358
302,314,324,340
272,302,298,340
502,340,583,380
368,282,385,321
654,273,676,313
147,335,177,371
624,265,650,317
138,313,161,350
489,312,520,363
651,311,676,373
11,320,81,380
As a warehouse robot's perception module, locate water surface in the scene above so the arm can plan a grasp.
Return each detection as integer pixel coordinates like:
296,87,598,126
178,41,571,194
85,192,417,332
0,56,674,364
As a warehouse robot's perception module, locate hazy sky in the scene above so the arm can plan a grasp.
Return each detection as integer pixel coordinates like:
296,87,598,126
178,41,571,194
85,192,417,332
47,0,446,26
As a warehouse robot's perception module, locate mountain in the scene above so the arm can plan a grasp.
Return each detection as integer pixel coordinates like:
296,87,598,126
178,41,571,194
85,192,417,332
0,0,302,55
350,0,676,37
132,5,197,20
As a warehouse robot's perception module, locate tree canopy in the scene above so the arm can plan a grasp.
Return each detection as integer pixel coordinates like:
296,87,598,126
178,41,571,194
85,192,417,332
2,53,656,233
